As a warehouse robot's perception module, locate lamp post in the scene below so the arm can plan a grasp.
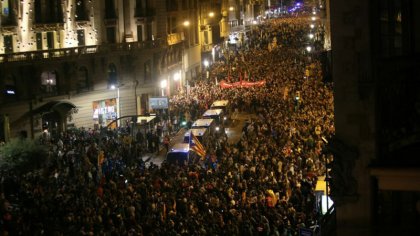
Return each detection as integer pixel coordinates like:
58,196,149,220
110,84,121,127
160,79,167,96
173,71,181,91
203,59,209,79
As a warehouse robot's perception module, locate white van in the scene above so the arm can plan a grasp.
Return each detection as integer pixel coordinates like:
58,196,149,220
191,118,217,134
183,128,209,147
211,100,231,124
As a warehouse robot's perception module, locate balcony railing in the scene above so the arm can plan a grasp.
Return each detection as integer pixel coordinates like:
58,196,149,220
0,39,166,63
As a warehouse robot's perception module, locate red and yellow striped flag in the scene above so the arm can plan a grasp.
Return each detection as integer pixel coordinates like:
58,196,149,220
189,131,206,159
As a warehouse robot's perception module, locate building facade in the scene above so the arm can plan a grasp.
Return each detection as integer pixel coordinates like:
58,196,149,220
330,0,420,235
0,0,205,139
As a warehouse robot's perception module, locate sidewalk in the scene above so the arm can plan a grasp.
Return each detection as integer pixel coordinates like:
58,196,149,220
141,128,186,165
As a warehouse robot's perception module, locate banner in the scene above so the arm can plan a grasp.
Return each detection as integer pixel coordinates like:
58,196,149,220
219,80,266,89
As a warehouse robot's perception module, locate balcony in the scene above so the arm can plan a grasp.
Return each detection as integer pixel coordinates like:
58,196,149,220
0,39,166,63
32,22,65,31
167,32,184,46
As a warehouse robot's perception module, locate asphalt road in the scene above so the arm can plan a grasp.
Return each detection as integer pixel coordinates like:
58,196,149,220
144,111,255,167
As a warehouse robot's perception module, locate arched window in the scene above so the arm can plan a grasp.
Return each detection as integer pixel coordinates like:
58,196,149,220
107,64,118,88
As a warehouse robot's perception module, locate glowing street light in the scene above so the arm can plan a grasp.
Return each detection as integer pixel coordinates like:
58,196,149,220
208,12,214,17
160,79,167,96
109,83,124,126
183,20,190,27
203,60,209,68
174,71,181,81
308,33,314,39
310,24,315,29
311,16,317,21
306,46,312,52
229,6,234,11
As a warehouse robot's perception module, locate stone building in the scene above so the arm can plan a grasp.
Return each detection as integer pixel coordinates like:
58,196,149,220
330,0,420,235
0,0,206,139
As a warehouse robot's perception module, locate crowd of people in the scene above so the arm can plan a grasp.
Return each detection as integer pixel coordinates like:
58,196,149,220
0,15,334,235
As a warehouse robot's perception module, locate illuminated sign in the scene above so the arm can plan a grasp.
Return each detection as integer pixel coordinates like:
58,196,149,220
6,90,15,95
92,98,117,125
149,97,169,109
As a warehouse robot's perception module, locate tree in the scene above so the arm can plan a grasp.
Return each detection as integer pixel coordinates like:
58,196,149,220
0,138,49,173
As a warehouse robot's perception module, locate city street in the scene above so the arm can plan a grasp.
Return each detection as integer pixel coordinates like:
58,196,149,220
145,111,255,166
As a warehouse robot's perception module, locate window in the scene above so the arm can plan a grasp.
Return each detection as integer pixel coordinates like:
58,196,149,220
106,27,116,43
36,33,43,50
3,35,13,54
107,64,118,88
1,0,17,26
78,67,89,92
166,0,178,11
105,0,116,19
75,0,89,21
4,74,17,97
34,0,64,24
204,30,209,44
136,0,155,17
182,0,188,10
137,25,144,42
41,71,57,94
377,0,414,57
135,0,144,17
144,60,151,81
47,32,55,49
146,23,153,41
77,29,85,46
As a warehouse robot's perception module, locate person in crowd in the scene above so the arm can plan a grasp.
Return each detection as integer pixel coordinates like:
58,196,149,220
0,14,334,235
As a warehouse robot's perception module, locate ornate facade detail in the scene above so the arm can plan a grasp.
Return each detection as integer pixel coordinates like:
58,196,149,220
325,137,359,206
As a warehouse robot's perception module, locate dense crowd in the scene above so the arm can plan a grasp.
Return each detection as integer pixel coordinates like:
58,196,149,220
1,15,334,235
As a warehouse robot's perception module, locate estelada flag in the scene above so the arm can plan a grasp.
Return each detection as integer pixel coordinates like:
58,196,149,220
97,151,105,166
189,131,206,159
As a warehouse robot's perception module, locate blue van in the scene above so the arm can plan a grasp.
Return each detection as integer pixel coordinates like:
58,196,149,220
166,143,190,166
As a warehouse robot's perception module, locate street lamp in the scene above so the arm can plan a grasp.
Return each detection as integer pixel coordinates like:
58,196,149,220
174,71,181,82
229,6,234,11
309,33,314,39
110,84,121,127
203,59,209,68
160,79,167,96
306,46,312,52
183,20,190,27
208,12,214,17
174,71,181,91
310,24,315,29
203,60,210,79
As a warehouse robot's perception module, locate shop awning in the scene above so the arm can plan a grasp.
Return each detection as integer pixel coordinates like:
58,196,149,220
12,101,77,126
31,101,77,115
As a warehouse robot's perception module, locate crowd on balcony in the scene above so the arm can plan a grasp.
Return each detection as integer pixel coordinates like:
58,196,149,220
0,15,334,235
